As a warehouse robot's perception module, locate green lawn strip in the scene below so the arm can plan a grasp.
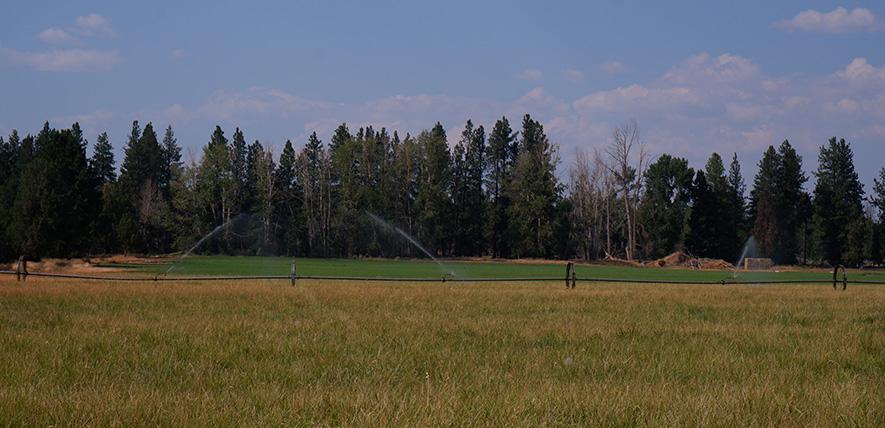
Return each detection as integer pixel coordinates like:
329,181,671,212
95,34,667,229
116,255,885,283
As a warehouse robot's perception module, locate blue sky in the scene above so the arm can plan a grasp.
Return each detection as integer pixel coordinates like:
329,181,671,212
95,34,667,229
1,1,884,186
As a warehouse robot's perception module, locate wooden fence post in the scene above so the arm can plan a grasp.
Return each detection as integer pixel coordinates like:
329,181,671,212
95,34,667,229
15,256,27,282
565,262,575,289
290,257,297,287
833,265,847,291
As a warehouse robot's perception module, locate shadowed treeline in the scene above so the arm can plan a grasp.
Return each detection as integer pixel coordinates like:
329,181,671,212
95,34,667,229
0,118,883,266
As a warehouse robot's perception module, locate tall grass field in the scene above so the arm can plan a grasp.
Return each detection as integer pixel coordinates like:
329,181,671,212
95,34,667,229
1,260,883,425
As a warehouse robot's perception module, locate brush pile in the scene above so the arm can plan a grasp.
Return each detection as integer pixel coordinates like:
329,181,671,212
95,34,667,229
648,251,734,270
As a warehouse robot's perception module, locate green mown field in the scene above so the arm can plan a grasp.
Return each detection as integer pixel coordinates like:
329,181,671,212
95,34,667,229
110,255,885,283
0,276,883,425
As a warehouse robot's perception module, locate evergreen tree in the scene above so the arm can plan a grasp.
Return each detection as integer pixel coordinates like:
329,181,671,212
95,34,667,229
451,128,470,255
508,114,561,258
329,123,358,256
90,132,116,186
872,167,885,264
196,126,235,251
704,153,729,258
686,171,718,257
813,137,864,265
465,123,487,255
773,140,808,264
169,160,204,251
89,131,117,252
160,125,182,195
0,135,9,259
415,123,452,255
450,120,487,256
229,127,248,218
485,117,517,257
10,123,98,257
750,146,780,260
248,142,276,253
301,132,327,256
392,132,420,255
639,154,693,258
725,153,748,260
274,140,303,255
118,122,168,252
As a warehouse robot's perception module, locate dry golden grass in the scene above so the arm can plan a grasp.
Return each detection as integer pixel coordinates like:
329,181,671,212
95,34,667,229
0,277,883,426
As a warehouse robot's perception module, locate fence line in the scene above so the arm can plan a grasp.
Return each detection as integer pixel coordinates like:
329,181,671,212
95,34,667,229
3,269,885,285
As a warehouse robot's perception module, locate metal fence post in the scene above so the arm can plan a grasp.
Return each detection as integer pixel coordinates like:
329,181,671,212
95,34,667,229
290,257,297,287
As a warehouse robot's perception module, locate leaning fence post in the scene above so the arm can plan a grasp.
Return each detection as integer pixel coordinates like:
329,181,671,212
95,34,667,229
565,262,574,289
290,257,297,287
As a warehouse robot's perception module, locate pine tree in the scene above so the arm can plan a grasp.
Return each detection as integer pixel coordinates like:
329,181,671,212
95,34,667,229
274,140,302,255
229,128,248,218
89,131,117,252
301,132,326,256
639,154,693,258
773,140,808,264
485,117,517,258
725,153,748,260
451,121,487,256
750,146,780,260
329,123,359,255
449,121,487,256
813,137,864,265
90,132,116,186
507,114,561,258
10,123,98,257
248,142,276,253
160,125,182,195
0,135,10,260
686,171,718,257
704,153,728,258
872,168,885,264
196,126,235,251
415,123,452,255
106,121,168,252
392,132,420,255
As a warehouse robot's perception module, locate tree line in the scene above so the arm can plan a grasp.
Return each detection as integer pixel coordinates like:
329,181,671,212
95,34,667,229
1,117,883,266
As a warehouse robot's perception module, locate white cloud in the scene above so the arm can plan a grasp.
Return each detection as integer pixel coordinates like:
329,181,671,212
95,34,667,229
194,88,332,121
75,13,115,37
665,53,759,83
601,61,626,75
37,28,75,44
1,48,121,72
774,7,879,33
563,69,585,82
136,53,885,183
573,84,700,112
50,109,114,128
836,57,885,82
514,68,543,81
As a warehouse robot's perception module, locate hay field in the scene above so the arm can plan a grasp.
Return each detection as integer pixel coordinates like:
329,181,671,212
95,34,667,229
0,276,883,425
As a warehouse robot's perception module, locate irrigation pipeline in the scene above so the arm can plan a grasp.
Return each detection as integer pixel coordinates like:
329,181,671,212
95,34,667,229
2,270,885,286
